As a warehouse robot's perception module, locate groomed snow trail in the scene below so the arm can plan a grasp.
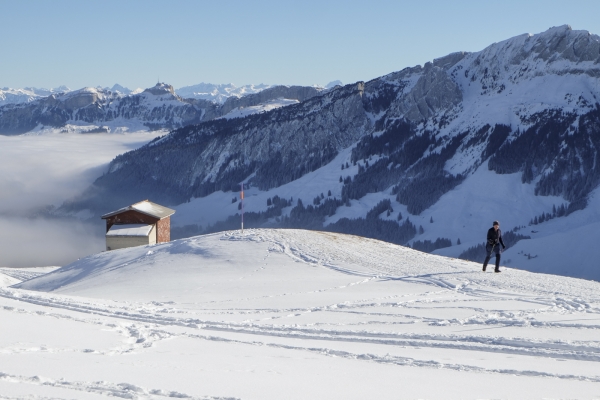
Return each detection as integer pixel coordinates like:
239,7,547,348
2,229,600,399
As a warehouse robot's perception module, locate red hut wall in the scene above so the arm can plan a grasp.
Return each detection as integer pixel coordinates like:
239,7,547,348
156,217,171,243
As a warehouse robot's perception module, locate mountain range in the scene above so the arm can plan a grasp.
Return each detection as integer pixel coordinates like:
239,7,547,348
0,82,269,106
0,82,327,135
40,25,600,279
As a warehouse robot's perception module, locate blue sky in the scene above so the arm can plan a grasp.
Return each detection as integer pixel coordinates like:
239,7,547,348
1,0,599,90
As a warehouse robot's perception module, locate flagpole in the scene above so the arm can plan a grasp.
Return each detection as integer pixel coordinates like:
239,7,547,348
240,183,244,233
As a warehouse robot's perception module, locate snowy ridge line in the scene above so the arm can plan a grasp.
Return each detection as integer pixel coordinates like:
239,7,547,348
232,230,477,286
183,332,600,383
225,230,600,300
225,231,600,315
0,372,238,400
225,232,480,299
281,241,377,278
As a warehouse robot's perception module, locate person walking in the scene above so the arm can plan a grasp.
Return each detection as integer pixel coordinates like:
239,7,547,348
483,220,506,273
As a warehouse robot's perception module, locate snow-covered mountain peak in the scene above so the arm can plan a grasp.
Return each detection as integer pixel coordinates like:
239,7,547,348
325,80,343,89
143,82,176,96
22,85,71,96
453,25,600,82
53,86,114,109
410,24,600,138
108,83,132,94
61,86,103,97
0,85,72,106
175,82,273,103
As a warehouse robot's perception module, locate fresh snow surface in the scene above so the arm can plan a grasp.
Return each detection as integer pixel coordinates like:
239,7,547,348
4,229,600,399
218,98,300,120
106,224,153,237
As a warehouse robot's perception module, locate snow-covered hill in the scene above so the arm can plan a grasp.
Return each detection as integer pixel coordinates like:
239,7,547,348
2,229,600,398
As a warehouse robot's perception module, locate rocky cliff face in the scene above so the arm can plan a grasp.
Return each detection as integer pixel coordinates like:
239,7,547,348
63,26,600,235
394,63,463,122
62,83,369,212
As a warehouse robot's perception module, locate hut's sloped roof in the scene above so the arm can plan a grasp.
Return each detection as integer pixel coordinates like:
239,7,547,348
101,200,176,220
106,224,154,237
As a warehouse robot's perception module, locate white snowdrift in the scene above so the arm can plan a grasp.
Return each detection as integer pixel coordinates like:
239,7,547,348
2,229,600,399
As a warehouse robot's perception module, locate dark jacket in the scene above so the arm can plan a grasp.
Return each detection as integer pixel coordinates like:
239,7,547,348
487,227,505,248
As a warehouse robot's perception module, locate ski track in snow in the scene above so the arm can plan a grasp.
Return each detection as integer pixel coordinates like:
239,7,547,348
0,269,54,282
2,229,600,398
0,371,238,400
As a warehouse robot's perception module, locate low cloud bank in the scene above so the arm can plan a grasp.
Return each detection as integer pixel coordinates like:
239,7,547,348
0,216,105,268
0,132,160,267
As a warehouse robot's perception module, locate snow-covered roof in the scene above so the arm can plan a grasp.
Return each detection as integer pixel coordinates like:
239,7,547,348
101,200,175,220
106,224,153,237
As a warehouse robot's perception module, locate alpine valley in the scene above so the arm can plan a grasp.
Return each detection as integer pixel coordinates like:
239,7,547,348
38,25,600,280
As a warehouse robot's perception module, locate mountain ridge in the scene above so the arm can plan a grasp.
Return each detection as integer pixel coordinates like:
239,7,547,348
56,25,600,278
0,82,325,135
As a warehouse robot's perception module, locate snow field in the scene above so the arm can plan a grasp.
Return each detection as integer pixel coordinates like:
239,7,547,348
1,229,600,399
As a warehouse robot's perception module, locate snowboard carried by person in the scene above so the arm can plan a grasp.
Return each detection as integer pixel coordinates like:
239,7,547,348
482,220,505,273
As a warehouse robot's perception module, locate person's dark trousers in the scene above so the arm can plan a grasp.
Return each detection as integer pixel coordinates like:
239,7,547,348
482,244,501,271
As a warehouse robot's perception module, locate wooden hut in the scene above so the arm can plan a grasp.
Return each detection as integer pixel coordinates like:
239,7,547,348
101,200,175,251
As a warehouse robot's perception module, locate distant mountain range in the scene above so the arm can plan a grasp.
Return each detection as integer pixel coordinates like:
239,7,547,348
55,25,600,280
0,82,329,135
0,85,72,105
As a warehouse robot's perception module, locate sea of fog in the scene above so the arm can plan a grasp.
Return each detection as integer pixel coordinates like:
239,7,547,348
0,132,163,268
